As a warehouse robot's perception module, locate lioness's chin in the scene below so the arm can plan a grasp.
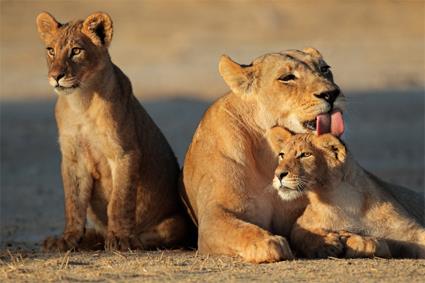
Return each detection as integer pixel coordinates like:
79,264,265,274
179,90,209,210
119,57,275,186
54,86,79,96
283,114,310,134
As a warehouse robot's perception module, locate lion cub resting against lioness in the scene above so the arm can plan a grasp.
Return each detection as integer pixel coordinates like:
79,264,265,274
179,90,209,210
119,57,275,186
269,127,425,258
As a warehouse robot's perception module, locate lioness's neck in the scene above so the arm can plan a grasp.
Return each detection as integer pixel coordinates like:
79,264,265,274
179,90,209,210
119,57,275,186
226,93,281,135
223,93,264,134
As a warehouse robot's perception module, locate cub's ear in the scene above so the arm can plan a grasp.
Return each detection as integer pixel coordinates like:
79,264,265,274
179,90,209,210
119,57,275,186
219,55,256,95
267,127,293,154
36,12,61,42
313,134,346,162
303,47,322,58
82,12,113,47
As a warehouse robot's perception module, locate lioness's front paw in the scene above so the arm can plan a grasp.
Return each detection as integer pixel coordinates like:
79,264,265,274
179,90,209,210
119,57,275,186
105,232,142,251
240,235,294,263
345,234,391,258
305,232,344,259
43,233,81,252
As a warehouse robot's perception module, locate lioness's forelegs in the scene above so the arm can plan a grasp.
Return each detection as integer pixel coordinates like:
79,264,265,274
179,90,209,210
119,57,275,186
44,157,93,252
104,155,142,251
198,207,293,263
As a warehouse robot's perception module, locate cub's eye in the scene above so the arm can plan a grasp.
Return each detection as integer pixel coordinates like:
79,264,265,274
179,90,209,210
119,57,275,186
71,47,83,56
278,152,285,160
320,65,331,74
278,74,297,82
46,47,55,57
299,152,312,158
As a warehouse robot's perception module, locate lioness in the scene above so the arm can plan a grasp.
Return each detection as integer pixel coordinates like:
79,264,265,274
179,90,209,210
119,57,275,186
36,12,190,251
181,48,345,263
270,128,425,258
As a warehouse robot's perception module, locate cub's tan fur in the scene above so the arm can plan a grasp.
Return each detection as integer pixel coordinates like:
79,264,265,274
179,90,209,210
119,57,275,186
182,48,345,263
270,128,425,258
36,12,190,251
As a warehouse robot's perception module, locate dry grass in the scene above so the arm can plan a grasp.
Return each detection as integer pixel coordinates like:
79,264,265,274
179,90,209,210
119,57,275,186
1,249,425,282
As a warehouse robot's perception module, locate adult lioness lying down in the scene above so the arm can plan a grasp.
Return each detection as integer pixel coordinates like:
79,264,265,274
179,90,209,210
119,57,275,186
270,128,425,259
36,12,190,251
182,48,346,263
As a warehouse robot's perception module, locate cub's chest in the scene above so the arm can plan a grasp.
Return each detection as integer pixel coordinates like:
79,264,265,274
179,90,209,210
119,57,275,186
60,119,110,168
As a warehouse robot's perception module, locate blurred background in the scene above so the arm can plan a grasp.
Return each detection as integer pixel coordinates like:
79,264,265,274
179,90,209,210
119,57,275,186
0,0,424,248
1,0,424,98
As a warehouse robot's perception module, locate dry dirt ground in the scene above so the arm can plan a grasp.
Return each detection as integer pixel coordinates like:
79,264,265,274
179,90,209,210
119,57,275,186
1,250,425,283
1,0,425,282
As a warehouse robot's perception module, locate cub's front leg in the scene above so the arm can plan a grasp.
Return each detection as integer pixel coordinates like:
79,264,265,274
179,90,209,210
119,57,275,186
44,154,93,252
291,223,344,258
338,231,391,258
104,154,142,251
290,204,346,258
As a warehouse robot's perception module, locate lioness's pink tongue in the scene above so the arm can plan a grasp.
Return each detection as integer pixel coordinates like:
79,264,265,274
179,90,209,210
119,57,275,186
316,110,345,137
330,110,344,137
316,113,331,135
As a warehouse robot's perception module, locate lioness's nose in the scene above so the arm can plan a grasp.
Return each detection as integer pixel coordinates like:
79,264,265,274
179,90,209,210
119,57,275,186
277,171,288,181
315,89,340,105
52,72,65,82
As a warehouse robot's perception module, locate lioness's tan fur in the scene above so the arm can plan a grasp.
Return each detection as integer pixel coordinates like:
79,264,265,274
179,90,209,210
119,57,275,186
36,12,190,251
182,48,345,262
271,128,425,258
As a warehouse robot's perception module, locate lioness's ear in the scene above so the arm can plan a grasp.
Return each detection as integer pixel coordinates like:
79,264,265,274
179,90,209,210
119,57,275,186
268,127,293,153
82,12,113,47
303,47,322,58
313,134,346,162
36,12,61,42
219,55,256,95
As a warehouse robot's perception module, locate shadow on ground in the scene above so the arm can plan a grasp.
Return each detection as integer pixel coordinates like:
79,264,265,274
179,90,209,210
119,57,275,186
0,90,424,249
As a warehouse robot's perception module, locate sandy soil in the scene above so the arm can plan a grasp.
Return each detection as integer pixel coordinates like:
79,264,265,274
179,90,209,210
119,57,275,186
1,0,424,282
1,250,425,283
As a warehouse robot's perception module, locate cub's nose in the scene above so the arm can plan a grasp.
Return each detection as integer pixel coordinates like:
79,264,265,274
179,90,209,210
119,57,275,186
277,171,288,181
314,89,340,105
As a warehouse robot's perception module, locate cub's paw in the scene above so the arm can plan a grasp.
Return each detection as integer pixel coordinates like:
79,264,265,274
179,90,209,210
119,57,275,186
105,232,143,251
305,232,344,259
43,233,81,252
345,234,391,258
240,235,294,263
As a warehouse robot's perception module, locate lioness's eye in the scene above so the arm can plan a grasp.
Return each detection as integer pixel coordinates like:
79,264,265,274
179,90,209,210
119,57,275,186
278,152,285,160
71,47,82,56
46,47,55,57
320,65,331,74
299,152,312,158
278,74,297,82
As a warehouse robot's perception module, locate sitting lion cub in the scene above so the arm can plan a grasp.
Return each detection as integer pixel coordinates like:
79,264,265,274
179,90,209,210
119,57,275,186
269,127,425,258
36,12,190,251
